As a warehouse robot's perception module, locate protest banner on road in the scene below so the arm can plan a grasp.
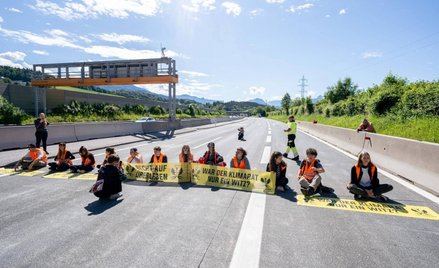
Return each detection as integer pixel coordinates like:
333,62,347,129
190,163,276,194
122,162,191,183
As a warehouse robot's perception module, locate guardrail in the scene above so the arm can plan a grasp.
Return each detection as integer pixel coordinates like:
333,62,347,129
0,117,242,151
298,121,439,196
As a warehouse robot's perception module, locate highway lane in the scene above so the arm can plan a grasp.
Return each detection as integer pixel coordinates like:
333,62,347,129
0,117,438,268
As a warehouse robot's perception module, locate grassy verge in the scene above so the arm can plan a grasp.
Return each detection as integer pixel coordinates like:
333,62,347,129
268,114,439,144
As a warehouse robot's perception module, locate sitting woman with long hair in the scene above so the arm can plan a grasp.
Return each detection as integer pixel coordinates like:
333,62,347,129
48,143,75,171
266,151,288,192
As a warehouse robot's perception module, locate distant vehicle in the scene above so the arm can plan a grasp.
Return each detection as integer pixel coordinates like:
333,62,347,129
135,117,156,123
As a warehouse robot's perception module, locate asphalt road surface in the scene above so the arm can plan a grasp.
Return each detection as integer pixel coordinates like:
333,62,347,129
0,118,438,268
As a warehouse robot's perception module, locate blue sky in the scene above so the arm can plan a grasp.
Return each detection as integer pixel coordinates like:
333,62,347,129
1,0,438,102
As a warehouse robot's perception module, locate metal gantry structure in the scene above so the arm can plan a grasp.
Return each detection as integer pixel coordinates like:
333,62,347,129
31,57,179,120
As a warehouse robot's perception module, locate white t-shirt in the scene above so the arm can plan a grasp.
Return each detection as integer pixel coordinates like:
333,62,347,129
359,167,372,187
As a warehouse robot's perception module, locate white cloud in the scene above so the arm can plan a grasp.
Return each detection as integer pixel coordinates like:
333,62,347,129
362,51,383,59
266,0,285,3
339,9,346,15
250,9,263,17
0,16,3,23
136,80,222,96
289,3,314,13
7,8,23,13
32,50,49,55
82,45,180,59
248,86,266,95
0,51,31,68
97,33,150,45
0,26,81,48
222,2,241,16
29,0,169,20
325,14,330,18
182,0,216,13
179,70,209,77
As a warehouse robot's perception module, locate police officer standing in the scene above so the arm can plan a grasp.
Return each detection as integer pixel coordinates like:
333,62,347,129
283,115,299,160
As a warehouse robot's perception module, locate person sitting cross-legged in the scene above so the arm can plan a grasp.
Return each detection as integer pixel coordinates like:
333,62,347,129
347,151,393,201
14,144,48,171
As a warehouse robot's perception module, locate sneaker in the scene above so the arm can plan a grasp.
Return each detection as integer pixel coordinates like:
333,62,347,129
307,187,315,196
109,193,122,200
282,153,288,158
45,151,49,155
300,188,308,196
292,155,299,161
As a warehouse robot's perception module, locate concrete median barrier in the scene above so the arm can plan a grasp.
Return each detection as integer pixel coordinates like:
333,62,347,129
298,121,439,195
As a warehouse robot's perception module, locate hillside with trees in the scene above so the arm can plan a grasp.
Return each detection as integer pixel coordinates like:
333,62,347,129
270,73,439,143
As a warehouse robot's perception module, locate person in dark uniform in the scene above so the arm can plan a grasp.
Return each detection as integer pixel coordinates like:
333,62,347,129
34,113,49,154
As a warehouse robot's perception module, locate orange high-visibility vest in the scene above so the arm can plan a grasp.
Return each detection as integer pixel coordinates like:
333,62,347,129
153,153,164,164
29,148,48,163
58,151,72,165
233,156,246,169
355,164,376,181
179,153,193,163
81,155,95,166
299,160,316,181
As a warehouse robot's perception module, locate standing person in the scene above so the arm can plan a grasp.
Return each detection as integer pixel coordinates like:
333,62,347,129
70,146,95,173
266,151,288,192
48,143,75,171
179,145,194,163
357,118,376,133
347,151,393,201
149,146,168,164
230,147,251,169
200,142,224,166
128,148,144,164
237,127,246,141
297,148,325,196
91,154,122,200
283,115,299,160
14,144,48,171
34,113,49,154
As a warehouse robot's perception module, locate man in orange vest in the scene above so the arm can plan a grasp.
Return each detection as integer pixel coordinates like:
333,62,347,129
14,144,48,171
149,146,168,164
297,148,325,196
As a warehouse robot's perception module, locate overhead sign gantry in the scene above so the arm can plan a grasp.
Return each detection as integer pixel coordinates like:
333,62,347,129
31,57,178,120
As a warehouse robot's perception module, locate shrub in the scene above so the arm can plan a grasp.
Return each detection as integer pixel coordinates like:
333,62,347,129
0,96,29,124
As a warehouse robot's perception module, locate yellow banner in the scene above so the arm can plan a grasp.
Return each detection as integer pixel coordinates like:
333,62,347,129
190,163,276,194
71,173,98,181
17,170,46,177
0,168,18,175
297,195,439,221
122,162,191,183
44,171,76,179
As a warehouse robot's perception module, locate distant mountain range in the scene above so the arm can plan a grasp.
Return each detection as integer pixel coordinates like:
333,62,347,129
177,95,216,104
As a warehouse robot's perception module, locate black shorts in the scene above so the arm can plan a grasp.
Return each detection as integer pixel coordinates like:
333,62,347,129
287,134,296,147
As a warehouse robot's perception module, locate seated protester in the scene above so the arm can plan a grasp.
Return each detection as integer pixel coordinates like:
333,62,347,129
149,146,168,164
70,146,95,173
347,151,393,201
14,144,48,171
266,151,288,192
238,127,245,141
97,147,116,169
201,142,224,166
298,148,325,196
128,148,144,164
230,147,251,170
357,118,376,133
48,143,75,171
179,145,194,163
93,154,122,200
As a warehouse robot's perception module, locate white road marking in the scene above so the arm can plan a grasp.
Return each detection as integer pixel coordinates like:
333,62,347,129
260,146,271,164
300,130,439,205
266,136,271,143
0,174,8,178
229,145,271,268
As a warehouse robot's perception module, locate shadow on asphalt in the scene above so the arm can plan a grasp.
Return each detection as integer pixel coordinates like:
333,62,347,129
276,186,298,202
84,198,124,216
